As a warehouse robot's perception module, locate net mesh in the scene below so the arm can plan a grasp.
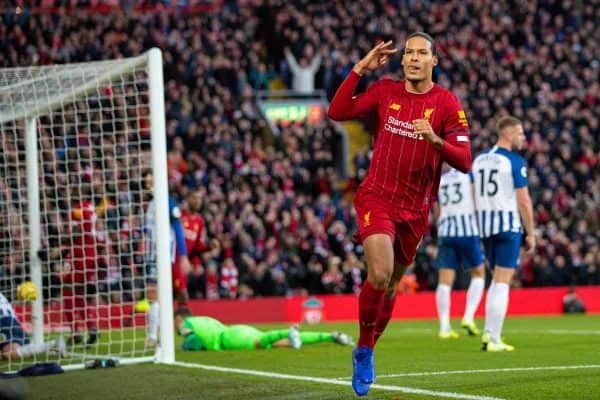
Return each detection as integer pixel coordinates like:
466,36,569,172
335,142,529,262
0,55,158,371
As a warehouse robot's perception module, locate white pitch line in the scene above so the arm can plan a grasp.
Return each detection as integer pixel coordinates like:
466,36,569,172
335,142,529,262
379,328,600,335
507,329,600,335
397,328,434,333
172,361,505,400
373,364,600,379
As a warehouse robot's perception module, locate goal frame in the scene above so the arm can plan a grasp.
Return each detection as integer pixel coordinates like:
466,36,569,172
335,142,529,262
4,48,174,367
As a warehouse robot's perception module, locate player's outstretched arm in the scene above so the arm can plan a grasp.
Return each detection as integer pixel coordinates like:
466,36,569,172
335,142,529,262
327,41,397,121
181,333,205,351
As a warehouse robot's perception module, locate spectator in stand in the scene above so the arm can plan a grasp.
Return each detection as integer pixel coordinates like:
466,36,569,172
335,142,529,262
219,258,239,299
321,256,345,294
342,252,367,295
562,286,586,314
284,45,321,93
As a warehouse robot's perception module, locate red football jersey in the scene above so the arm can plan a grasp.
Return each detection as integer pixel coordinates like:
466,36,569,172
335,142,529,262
71,200,97,244
329,71,472,211
180,209,209,256
68,200,98,282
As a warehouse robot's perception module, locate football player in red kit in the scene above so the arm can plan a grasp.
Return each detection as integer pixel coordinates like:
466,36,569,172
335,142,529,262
178,188,220,303
63,197,99,346
328,32,472,396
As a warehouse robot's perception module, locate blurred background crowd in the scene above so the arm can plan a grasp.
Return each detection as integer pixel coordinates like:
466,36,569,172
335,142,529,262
0,0,598,302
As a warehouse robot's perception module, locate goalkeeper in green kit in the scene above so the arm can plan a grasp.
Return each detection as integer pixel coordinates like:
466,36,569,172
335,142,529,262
174,307,354,351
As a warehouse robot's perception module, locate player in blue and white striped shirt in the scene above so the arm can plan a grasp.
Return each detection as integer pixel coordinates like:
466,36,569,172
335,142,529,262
433,167,485,339
0,292,66,359
143,197,188,275
139,170,191,347
472,115,536,352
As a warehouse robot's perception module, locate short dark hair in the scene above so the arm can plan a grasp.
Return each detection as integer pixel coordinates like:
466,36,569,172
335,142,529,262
174,306,192,318
186,186,202,197
407,32,437,56
495,115,522,133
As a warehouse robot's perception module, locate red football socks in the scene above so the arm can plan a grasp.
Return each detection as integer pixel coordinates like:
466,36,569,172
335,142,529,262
358,280,385,349
374,293,397,344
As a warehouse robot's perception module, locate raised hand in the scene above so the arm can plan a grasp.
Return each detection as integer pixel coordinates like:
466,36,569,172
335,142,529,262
353,41,398,75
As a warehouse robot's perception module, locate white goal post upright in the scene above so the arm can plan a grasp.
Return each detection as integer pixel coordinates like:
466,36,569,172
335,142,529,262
25,116,44,346
0,48,173,371
148,48,175,365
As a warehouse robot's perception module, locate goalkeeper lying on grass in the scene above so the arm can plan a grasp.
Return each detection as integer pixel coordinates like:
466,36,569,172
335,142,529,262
174,306,354,351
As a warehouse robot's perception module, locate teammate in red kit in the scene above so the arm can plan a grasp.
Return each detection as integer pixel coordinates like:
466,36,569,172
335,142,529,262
64,195,100,347
327,32,472,396
178,188,219,304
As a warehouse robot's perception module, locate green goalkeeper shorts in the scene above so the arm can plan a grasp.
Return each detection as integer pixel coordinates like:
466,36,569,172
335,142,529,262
221,325,263,350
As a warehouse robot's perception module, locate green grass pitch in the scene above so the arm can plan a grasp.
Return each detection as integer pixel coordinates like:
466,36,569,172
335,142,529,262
21,315,600,399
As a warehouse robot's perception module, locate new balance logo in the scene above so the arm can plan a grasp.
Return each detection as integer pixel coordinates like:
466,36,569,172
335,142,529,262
389,103,401,111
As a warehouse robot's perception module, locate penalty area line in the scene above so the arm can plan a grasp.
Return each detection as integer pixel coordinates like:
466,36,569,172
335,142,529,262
172,361,505,400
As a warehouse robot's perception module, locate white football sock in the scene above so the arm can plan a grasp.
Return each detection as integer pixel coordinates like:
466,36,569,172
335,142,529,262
484,281,509,343
147,301,160,342
16,342,53,358
463,277,485,323
436,284,452,333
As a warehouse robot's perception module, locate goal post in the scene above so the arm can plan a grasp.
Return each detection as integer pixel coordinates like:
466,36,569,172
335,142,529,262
25,116,43,347
0,48,173,371
148,48,175,365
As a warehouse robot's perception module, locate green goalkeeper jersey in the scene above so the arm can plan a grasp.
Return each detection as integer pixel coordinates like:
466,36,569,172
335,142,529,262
180,316,226,351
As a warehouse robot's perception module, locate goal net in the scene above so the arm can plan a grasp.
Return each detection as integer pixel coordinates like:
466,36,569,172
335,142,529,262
0,49,174,372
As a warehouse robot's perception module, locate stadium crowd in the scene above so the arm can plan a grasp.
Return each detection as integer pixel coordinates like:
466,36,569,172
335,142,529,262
0,0,598,302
